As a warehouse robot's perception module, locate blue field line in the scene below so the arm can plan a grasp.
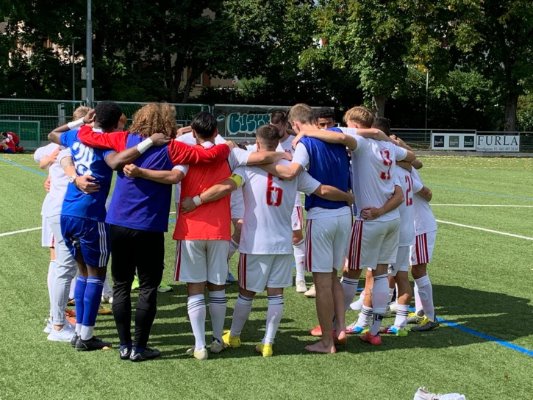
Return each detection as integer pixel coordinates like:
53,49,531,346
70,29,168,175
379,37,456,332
0,156,47,177
431,183,533,202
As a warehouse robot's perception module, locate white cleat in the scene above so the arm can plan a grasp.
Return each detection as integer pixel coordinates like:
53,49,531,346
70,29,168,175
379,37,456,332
295,280,307,293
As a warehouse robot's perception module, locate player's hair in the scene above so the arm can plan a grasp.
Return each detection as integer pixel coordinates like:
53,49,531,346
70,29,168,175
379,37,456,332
288,103,316,125
191,111,217,139
343,106,374,128
94,101,123,132
72,106,90,120
130,103,177,139
315,107,335,120
271,110,288,125
372,117,391,135
256,124,280,150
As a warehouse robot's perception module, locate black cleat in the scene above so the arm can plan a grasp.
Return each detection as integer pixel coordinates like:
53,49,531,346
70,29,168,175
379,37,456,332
130,347,161,362
70,333,79,348
75,336,112,351
119,346,132,360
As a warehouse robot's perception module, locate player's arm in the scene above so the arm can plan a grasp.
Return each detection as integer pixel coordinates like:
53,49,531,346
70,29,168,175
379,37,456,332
123,164,185,185
260,162,302,180
361,185,403,220
37,147,60,169
416,186,432,202
354,128,391,142
48,110,95,144
168,141,230,165
313,185,354,205
412,159,423,169
293,128,357,151
245,150,290,165
59,154,100,194
181,174,242,213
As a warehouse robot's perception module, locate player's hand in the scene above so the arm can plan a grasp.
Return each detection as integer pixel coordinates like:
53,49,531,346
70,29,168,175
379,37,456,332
225,140,237,150
360,207,382,220
83,109,96,124
75,175,100,194
177,126,192,136
292,132,305,149
50,147,60,161
282,151,292,161
150,133,171,146
181,196,197,213
43,176,51,192
123,164,141,178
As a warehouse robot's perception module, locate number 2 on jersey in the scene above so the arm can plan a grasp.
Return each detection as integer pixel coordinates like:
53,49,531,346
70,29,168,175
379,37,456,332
405,175,413,206
380,149,393,180
266,174,283,207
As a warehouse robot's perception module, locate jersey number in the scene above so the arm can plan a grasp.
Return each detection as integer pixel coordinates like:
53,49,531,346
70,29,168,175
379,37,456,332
405,175,413,206
380,149,393,180
266,174,283,207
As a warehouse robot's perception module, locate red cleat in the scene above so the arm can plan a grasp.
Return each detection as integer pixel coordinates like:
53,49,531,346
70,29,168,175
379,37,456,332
359,332,382,346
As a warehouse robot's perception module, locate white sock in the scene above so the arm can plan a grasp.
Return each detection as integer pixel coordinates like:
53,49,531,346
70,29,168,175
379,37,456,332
80,325,94,341
341,277,358,311
208,290,227,342
75,323,82,335
394,304,409,328
230,294,253,337
388,287,395,303
187,294,206,350
293,240,305,282
47,260,56,316
356,305,372,328
415,275,435,321
414,283,423,314
264,295,284,344
370,274,389,335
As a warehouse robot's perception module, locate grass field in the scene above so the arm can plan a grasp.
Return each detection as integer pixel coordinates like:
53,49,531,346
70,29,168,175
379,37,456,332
0,154,532,400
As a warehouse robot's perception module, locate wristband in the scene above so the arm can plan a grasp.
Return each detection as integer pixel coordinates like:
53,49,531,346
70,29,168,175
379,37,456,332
67,118,85,130
136,138,153,154
192,195,203,207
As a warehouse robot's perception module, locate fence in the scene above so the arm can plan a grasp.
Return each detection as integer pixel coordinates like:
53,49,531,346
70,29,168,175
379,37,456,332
1,98,532,152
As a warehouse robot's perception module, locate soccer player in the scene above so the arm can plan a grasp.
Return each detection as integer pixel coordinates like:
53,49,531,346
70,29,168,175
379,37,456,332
181,124,353,357
409,168,439,331
48,101,170,351
315,108,336,129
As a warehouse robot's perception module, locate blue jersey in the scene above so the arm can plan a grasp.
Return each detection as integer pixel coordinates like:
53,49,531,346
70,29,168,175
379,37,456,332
60,129,114,222
106,134,174,232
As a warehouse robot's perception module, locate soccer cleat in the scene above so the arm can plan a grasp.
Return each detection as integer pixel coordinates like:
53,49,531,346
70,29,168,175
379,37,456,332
380,325,409,337
43,318,52,334
345,321,367,335
222,330,241,348
186,347,208,360
101,294,113,304
67,298,75,306
209,338,225,354
47,324,75,342
359,332,382,346
304,284,316,298
295,280,307,293
98,307,113,315
407,311,424,324
131,276,140,291
70,333,79,348
255,343,273,357
119,345,132,360
411,316,440,332
226,272,237,284
75,336,112,351
130,347,161,362
157,283,172,293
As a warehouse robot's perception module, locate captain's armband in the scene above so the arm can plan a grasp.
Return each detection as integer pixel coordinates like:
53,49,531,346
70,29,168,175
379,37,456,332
229,174,244,187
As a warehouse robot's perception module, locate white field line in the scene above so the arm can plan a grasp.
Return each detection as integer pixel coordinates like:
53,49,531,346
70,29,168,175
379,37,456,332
432,204,533,208
0,227,41,237
436,219,533,241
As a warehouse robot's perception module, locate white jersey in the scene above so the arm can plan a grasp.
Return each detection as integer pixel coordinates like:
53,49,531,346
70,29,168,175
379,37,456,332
344,130,408,222
280,134,302,207
234,160,320,254
393,167,416,246
34,143,71,218
411,169,438,234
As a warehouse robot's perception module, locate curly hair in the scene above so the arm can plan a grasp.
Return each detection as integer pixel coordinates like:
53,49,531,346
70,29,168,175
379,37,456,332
129,103,177,139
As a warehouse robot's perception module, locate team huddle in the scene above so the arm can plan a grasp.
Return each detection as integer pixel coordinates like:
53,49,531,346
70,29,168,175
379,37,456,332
36,101,438,361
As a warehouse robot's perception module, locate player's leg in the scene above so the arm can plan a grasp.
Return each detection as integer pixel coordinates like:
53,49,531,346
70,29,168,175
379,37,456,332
342,220,364,310
292,205,307,293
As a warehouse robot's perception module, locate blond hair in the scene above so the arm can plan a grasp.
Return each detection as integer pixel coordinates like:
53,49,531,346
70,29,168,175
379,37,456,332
72,106,90,120
288,103,315,125
343,106,374,128
129,103,177,138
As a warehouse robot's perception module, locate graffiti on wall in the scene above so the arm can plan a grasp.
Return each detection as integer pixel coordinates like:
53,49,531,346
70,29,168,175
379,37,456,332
220,112,272,136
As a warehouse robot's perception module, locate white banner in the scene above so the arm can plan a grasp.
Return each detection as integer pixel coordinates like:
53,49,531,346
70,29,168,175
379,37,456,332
476,135,520,152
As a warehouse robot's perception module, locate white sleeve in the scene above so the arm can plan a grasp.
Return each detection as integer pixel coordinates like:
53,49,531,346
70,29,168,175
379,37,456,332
339,127,358,136
176,133,197,145
394,144,408,162
296,170,321,195
392,168,402,187
214,134,226,144
33,143,58,162
411,170,424,193
292,143,310,168
57,148,71,163
174,165,189,176
229,148,250,170
342,130,366,154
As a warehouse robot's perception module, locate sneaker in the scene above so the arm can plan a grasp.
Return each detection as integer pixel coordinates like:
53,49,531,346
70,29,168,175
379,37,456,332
98,307,113,315
226,272,237,284
43,318,52,334
47,324,75,342
186,347,208,360
130,347,161,362
119,345,132,360
255,343,273,357
222,330,241,348
131,276,140,291
407,310,424,324
157,283,172,293
345,321,367,335
209,338,225,354
295,280,307,293
413,387,466,400
411,316,439,332
75,336,112,351
380,325,409,336
304,284,316,298
70,333,79,348
359,331,382,346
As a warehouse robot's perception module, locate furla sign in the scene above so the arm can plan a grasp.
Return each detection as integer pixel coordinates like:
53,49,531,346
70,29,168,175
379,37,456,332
476,135,520,152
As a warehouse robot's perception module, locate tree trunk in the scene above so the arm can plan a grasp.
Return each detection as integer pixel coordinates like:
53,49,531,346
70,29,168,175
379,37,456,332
171,61,184,103
181,68,197,103
503,93,518,131
372,95,387,117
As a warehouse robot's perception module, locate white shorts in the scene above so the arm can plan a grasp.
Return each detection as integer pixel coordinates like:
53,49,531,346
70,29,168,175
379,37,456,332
305,214,352,273
410,230,437,265
174,240,229,285
238,253,293,293
347,219,400,270
42,215,54,247
389,245,410,276
291,206,304,231
230,188,244,220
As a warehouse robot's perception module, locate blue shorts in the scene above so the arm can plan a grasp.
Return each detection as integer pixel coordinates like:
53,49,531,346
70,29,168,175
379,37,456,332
61,215,110,268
